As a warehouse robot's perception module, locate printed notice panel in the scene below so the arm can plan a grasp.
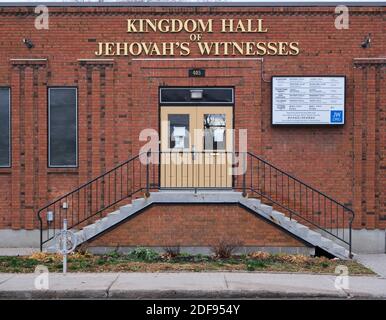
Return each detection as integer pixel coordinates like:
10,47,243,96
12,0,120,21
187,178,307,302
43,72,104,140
272,76,345,125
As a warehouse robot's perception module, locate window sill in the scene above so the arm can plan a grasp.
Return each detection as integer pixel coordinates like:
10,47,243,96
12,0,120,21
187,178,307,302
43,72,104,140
0,168,11,174
47,167,79,174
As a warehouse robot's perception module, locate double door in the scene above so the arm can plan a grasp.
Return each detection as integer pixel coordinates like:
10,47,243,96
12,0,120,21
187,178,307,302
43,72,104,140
160,106,233,188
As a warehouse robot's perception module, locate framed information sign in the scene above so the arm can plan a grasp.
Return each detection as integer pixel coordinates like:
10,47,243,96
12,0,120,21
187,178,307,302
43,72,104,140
272,76,345,125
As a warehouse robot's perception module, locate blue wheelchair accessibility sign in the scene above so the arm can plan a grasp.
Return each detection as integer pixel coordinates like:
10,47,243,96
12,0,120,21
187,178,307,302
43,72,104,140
330,110,343,123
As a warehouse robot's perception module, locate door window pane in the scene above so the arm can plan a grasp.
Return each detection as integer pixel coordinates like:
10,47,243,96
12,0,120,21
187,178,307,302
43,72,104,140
0,88,10,167
204,114,226,151
168,114,189,149
49,88,77,167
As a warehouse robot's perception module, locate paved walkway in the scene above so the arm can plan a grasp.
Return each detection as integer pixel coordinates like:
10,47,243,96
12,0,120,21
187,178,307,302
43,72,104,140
0,248,39,256
0,272,385,299
357,254,386,278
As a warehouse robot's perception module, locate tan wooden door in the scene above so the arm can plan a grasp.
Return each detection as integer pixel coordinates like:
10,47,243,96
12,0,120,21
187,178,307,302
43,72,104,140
195,107,233,188
160,106,233,188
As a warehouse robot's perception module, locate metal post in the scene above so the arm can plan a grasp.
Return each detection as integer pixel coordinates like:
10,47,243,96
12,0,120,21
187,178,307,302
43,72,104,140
242,152,247,197
145,151,150,198
39,215,43,252
62,219,67,274
349,220,353,259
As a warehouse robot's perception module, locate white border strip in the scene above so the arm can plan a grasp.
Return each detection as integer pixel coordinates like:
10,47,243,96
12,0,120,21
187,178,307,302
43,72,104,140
77,59,114,62
133,58,263,61
10,58,47,61
354,57,386,60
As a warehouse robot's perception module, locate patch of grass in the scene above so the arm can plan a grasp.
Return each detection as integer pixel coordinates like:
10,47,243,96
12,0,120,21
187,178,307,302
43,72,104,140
0,251,375,275
128,247,159,262
96,258,107,266
106,250,121,259
246,259,268,271
224,258,241,265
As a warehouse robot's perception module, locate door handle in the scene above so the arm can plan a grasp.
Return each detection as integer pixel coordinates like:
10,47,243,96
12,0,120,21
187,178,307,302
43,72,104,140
192,145,196,161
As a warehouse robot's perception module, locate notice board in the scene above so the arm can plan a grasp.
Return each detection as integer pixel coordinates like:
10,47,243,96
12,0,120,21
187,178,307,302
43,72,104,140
272,76,345,125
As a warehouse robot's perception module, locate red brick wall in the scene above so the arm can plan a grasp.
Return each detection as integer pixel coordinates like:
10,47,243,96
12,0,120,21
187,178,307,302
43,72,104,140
88,204,306,247
0,6,384,232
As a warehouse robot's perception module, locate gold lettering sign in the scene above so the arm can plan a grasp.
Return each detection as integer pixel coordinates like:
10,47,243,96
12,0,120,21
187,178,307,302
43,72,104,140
94,19,300,57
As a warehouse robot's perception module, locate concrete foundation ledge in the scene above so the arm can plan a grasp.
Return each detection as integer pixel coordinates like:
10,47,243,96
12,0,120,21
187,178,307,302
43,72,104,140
0,228,384,254
0,230,41,248
322,229,386,254
88,246,315,256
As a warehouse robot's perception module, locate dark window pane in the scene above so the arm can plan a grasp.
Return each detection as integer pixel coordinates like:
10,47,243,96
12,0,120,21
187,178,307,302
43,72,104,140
160,88,233,105
0,88,10,167
203,114,226,151
168,114,189,149
49,88,77,167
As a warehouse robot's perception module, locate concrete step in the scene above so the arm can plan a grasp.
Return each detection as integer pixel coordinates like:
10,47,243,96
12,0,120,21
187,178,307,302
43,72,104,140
132,198,146,207
306,230,322,243
247,198,261,210
242,198,352,258
259,204,273,215
119,204,133,214
270,210,286,223
344,249,352,258
295,224,310,237
101,217,109,223
94,219,107,233
281,216,298,226
320,237,334,250
96,210,127,229
82,224,96,239
332,244,346,257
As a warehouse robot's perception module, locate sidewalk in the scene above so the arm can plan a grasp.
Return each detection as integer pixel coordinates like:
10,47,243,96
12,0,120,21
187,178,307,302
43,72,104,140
0,272,385,299
357,254,386,278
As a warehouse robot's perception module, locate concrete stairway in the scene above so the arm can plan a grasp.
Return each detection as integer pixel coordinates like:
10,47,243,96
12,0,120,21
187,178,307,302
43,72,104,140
46,191,351,259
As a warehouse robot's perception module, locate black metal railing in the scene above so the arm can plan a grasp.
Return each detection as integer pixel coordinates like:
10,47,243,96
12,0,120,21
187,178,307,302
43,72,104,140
38,151,354,257
37,153,152,251
239,153,354,257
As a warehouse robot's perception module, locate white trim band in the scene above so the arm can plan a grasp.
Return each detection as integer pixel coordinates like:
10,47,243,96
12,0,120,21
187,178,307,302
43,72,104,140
132,58,264,61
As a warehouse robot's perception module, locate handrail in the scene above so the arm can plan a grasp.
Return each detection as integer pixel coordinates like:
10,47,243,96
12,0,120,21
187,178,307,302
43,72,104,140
37,151,354,257
37,153,145,251
244,152,354,257
37,154,142,213
247,152,355,210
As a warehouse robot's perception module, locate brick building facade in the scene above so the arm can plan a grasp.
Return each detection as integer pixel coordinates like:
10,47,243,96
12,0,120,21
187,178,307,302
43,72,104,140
0,3,384,254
